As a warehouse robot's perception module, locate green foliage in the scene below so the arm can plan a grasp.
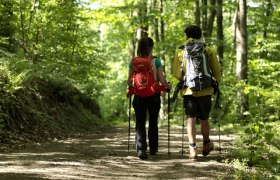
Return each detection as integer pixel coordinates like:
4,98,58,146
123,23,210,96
246,59,280,122
0,60,27,94
0,56,102,144
0,57,29,129
0,2,279,178
227,115,280,178
97,61,128,121
223,158,278,180
248,0,280,62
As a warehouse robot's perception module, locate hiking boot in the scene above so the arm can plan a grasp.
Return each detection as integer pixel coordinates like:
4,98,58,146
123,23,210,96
202,141,214,156
189,146,198,161
138,150,147,160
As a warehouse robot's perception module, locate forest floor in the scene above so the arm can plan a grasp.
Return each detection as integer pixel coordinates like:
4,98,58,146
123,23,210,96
0,125,237,179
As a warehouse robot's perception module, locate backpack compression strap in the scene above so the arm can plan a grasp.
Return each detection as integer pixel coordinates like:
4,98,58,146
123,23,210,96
126,57,167,97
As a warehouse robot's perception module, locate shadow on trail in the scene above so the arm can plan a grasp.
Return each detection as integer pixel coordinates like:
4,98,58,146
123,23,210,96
0,126,235,179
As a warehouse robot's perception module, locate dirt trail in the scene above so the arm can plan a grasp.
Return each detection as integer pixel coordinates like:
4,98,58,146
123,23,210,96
0,126,235,179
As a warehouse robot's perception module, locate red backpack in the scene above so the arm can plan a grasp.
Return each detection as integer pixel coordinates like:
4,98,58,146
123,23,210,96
131,56,157,97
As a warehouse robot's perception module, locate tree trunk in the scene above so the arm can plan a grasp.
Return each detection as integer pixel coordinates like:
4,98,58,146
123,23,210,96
261,0,271,58
263,0,271,38
207,0,216,37
27,0,37,47
138,0,148,39
233,5,237,48
153,0,160,42
160,0,164,42
129,9,136,59
236,0,248,119
194,0,200,27
71,24,78,61
130,30,136,59
159,0,165,68
216,0,223,74
20,1,27,55
201,0,208,38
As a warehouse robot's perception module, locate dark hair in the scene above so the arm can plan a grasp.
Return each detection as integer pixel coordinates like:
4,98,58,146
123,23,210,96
147,37,154,48
184,25,202,39
137,37,154,57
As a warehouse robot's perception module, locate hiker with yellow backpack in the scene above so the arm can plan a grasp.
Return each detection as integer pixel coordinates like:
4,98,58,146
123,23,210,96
172,25,221,161
127,37,171,159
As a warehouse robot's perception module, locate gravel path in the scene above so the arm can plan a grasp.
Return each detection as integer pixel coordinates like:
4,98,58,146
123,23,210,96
0,125,235,179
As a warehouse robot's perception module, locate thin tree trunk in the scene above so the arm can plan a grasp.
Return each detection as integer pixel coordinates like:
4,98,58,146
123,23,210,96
230,6,237,75
141,0,148,38
194,0,200,27
263,0,271,38
27,0,37,46
71,24,78,61
217,0,223,74
262,0,271,58
201,0,208,38
159,0,165,69
236,0,248,119
20,1,26,53
233,6,238,47
236,0,248,80
160,0,164,42
130,9,136,59
153,0,159,42
136,0,148,39
207,0,216,37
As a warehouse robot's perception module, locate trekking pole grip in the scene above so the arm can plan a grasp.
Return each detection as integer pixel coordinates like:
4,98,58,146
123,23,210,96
166,82,171,93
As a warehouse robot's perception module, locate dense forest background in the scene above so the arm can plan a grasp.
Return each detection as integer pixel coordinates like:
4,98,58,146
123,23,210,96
0,0,279,178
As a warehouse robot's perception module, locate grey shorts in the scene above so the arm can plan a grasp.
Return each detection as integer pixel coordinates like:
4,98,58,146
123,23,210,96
183,95,212,120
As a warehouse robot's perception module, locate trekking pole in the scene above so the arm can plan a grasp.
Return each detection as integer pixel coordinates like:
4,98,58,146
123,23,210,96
214,88,221,154
182,105,185,156
167,85,171,158
217,90,221,154
218,103,221,154
179,101,187,156
128,95,132,154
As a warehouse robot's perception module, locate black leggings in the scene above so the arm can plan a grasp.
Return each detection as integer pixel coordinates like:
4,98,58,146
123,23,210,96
133,93,161,152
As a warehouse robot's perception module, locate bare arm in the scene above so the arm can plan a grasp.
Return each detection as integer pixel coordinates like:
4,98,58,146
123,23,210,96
157,67,172,89
127,68,133,86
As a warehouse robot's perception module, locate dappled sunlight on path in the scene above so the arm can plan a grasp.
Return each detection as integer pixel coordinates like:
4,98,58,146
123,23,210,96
0,126,235,179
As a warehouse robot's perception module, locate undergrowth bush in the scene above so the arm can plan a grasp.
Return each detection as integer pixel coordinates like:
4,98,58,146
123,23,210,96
0,57,102,147
219,58,280,178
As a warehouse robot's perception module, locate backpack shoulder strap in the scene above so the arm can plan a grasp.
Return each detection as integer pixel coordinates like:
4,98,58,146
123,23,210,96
202,46,213,77
182,45,188,75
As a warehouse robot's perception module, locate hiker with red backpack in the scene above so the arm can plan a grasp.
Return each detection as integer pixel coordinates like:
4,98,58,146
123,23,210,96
172,25,221,161
127,37,171,159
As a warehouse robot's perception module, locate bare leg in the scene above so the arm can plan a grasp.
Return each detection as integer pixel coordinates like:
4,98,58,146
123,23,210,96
200,119,210,141
201,119,214,156
187,117,198,160
187,117,196,144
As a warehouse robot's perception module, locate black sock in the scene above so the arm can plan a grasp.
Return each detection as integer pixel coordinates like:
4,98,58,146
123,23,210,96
189,143,196,147
203,140,210,145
